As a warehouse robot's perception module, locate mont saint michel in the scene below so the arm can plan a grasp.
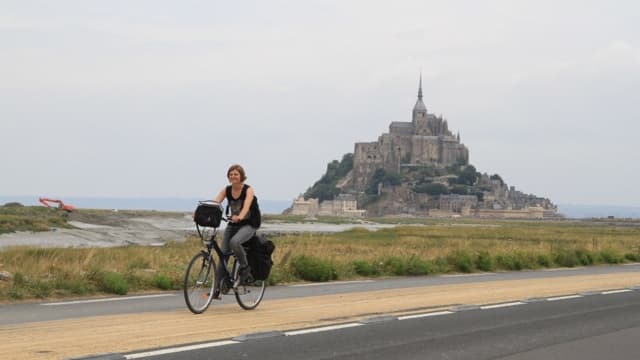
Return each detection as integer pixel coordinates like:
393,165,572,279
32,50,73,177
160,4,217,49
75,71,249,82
288,77,558,219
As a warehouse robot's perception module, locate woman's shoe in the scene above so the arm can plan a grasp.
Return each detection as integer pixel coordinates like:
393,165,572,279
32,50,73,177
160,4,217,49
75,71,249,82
238,266,254,285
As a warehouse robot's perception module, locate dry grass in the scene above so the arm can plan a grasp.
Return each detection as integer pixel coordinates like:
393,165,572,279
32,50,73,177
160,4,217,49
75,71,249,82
275,222,640,261
1,219,639,302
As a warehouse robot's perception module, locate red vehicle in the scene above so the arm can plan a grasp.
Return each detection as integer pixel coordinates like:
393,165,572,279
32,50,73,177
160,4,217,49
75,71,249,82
39,197,75,212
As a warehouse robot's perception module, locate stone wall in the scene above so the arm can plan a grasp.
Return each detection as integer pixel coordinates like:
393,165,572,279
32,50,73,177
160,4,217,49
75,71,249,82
289,197,319,216
290,194,365,218
476,206,546,219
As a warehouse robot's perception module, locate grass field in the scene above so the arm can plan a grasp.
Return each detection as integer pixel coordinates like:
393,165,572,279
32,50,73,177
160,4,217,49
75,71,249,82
1,206,640,302
0,205,73,234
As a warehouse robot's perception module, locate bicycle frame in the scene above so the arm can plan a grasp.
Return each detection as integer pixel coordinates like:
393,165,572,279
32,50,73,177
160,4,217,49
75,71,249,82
203,229,235,288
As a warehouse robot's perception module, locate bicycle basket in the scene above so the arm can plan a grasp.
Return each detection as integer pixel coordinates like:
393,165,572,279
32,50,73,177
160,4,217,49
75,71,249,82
194,201,223,228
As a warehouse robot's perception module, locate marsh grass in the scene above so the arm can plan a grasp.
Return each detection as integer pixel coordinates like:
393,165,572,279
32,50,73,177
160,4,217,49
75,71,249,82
263,214,360,224
0,206,73,234
1,220,640,302
0,237,202,301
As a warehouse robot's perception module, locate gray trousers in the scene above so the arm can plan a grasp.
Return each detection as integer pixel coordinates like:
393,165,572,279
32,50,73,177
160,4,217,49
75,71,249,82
215,224,256,288
221,224,256,268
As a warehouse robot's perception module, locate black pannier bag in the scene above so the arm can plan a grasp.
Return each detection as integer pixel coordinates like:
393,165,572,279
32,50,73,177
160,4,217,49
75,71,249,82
245,234,275,280
248,196,262,229
194,202,223,228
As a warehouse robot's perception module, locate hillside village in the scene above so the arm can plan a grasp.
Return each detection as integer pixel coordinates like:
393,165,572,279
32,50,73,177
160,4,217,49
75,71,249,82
286,77,559,219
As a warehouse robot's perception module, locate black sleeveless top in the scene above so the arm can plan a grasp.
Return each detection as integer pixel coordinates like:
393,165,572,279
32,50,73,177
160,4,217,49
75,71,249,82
225,184,252,225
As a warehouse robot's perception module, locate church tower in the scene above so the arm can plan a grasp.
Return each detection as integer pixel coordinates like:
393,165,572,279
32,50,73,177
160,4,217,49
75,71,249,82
412,74,427,123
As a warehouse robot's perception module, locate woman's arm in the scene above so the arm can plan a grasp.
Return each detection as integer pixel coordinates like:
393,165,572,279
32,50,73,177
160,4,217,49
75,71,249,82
214,188,226,204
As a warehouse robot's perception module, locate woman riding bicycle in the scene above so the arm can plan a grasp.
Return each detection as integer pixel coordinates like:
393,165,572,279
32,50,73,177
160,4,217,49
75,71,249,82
212,164,259,297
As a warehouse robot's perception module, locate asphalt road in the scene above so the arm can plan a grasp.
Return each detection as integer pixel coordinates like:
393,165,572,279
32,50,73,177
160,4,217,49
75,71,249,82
2,264,640,360
131,290,640,360
2,263,640,325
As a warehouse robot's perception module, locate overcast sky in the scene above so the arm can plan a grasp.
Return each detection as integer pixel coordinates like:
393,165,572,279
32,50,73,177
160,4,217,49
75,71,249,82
2,1,639,206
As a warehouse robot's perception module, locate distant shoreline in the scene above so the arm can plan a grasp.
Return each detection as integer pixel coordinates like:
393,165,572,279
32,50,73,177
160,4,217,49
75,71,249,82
0,196,291,215
1,196,639,219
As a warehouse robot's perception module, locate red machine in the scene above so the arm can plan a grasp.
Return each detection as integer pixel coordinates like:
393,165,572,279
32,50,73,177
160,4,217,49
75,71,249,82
39,197,75,212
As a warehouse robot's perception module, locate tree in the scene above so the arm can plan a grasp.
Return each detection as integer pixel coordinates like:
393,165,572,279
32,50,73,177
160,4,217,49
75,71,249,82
366,168,402,195
457,165,479,186
450,185,469,195
304,153,354,200
490,174,504,185
413,183,450,195
306,183,340,202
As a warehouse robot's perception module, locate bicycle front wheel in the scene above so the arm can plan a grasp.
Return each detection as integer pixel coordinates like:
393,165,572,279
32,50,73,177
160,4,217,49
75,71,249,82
183,252,217,314
232,260,266,310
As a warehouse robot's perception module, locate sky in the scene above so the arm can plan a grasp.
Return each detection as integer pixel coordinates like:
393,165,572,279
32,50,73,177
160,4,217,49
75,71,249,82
1,0,639,207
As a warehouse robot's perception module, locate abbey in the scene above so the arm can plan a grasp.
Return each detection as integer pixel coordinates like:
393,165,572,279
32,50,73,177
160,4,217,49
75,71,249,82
288,76,559,219
352,76,469,191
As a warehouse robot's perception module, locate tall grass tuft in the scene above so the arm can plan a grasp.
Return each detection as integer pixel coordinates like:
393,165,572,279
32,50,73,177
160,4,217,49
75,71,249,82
599,249,624,264
447,250,475,273
290,255,337,282
475,251,495,272
99,272,128,295
153,274,174,290
352,260,381,277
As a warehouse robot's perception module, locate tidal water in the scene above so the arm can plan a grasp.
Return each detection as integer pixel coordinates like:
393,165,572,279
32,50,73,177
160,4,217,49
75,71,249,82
0,196,291,215
1,196,639,219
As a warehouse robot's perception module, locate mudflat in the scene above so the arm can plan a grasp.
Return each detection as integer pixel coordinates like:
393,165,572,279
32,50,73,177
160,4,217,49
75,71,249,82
3,272,640,360
0,211,394,249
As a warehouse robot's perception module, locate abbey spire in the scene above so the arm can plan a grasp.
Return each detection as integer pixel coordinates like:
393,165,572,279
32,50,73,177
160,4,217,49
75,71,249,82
412,73,427,122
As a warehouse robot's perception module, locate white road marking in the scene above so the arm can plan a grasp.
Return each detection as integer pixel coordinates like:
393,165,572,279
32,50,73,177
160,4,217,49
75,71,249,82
547,294,583,301
480,301,524,310
440,272,496,278
398,311,454,320
290,280,374,287
540,267,585,271
602,289,633,295
125,340,238,359
41,294,175,306
285,323,363,336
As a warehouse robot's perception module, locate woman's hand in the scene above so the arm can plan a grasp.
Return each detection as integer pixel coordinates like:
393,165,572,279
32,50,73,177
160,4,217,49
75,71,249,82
231,214,242,223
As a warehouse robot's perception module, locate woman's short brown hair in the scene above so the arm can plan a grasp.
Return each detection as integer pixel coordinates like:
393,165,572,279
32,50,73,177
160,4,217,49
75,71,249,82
227,164,247,182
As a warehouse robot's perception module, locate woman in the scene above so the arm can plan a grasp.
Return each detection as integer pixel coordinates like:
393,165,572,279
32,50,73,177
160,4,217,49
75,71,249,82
213,164,258,295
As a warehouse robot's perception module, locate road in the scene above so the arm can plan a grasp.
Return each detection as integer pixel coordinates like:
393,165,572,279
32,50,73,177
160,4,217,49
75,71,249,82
1,264,640,359
137,290,640,360
3,263,640,325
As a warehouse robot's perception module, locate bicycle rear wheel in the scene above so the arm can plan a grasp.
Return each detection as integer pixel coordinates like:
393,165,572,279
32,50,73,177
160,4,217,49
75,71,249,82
183,252,217,314
232,259,266,310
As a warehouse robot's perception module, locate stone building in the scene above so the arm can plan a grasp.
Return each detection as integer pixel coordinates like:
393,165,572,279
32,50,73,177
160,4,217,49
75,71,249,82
289,194,365,218
288,197,319,216
318,194,366,217
352,76,469,191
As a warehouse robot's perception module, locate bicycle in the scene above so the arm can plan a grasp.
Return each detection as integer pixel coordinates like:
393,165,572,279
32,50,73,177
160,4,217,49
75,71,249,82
183,201,266,314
